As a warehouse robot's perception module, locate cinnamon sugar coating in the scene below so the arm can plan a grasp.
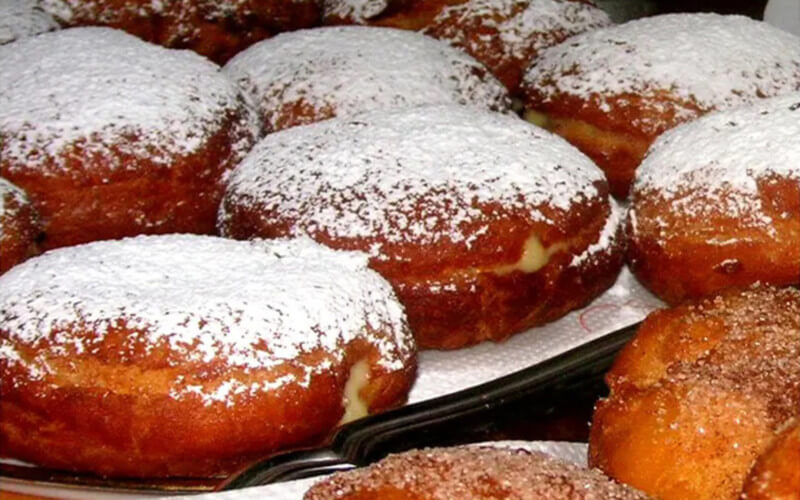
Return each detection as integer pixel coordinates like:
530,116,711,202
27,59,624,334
590,286,800,500
0,235,416,477
38,0,321,64
305,445,650,499
742,420,800,500
0,178,40,274
219,105,623,349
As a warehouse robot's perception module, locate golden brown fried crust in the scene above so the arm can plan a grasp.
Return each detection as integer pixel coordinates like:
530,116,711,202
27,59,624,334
220,194,622,350
627,176,800,305
45,0,321,64
0,327,415,478
742,420,800,500
1,110,253,251
522,90,705,199
0,190,40,274
589,287,800,500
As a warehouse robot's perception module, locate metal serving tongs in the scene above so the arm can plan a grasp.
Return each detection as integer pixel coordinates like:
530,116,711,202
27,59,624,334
218,321,641,491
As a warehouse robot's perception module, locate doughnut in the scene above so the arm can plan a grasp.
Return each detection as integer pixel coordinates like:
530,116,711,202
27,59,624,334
219,104,623,350
0,235,416,477
0,0,58,45
742,420,800,500
423,0,612,93
626,93,800,304
221,26,510,133
521,13,800,198
0,27,259,251
323,0,612,94
0,178,40,274
589,286,800,500
37,0,321,64
304,444,650,499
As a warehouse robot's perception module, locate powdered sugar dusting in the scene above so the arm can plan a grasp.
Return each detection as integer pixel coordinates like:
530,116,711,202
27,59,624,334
0,27,259,174
631,92,800,228
570,198,621,267
220,105,605,250
322,0,389,22
525,13,800,120
0,235,414,403
222,26,509,131
428,0,611,71
0,177,27,224
0,0,58,44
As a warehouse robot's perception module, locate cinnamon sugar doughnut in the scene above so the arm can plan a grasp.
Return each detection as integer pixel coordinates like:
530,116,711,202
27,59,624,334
0,0,58,45
222,26,509,133
0,27,259,250
0,178,40,274
521,14,800,198
0,235,416,477
589,286,800,500
742,420,800,500
37,0,321,64
305,444,650,499
219,105,623,349
626,93,800,304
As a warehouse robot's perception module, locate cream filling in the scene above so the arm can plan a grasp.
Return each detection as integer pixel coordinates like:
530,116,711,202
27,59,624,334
523,109,552,129
339,359,370,425
493,234,564,276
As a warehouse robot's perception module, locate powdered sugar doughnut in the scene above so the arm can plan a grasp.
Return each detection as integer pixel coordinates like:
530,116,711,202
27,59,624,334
37,0,321,64
0,178,40,274
323,0,612,94
590,286,800,500
424,0,612,93
305,444,649,499
0,0,58,45
0,235,415,477
0,27,259,250
219,105,623,349
522,13,800,198
626,93,800,304
222,26,510,133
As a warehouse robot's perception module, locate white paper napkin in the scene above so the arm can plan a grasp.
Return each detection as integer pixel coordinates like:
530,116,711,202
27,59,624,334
409,267,663,403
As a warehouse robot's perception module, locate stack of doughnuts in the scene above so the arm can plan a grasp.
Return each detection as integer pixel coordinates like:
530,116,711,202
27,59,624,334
36,0,322,63
0,235,416,477
0,0,57,45
222,25,510,133
626,92,800,304
589,286,800,500
219,104,623,349
0,178,40,274
0,27,259,250
305,444,650,499
521,13,800,198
